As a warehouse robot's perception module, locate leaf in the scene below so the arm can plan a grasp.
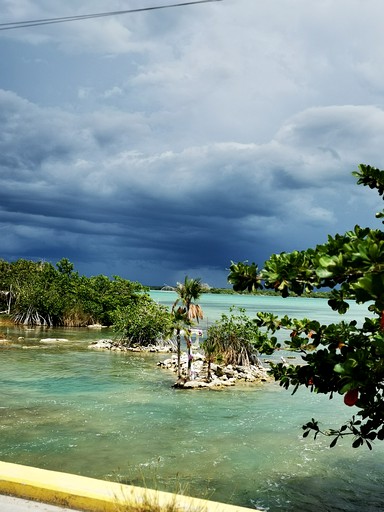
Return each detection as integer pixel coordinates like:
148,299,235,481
352,437,363,448
330,436,338,448
316,267,333,278
334,364,345,374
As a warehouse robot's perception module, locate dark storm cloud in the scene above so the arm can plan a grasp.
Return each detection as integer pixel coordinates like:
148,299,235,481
2,1,384,285
1,86,384,285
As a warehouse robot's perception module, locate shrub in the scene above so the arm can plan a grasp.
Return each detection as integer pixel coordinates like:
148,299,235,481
112,295,173,346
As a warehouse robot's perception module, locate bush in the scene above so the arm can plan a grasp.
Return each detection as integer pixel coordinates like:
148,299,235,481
0,258,147,327
202,306,274,367
112,295,174,346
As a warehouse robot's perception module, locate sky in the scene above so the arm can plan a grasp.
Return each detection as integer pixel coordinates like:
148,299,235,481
1,0,384,287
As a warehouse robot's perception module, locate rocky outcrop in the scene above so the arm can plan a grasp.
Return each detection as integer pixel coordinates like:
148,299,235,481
88,339,174,352
157,352,272,389
88,340,272,389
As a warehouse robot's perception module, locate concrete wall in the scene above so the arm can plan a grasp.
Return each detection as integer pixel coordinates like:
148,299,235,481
0,461,261,512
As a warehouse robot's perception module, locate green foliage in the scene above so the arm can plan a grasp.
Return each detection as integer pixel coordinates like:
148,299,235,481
202,306,276,367
0,257,147,326
203,287,238,294
353,163,384,196
228,164,384,449
9,259,68,325
76,274,145,326
172,276,204,322
112,295,174,347
228,261,261,293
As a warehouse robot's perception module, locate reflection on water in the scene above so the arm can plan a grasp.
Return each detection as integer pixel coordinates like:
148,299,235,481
1,294,383,511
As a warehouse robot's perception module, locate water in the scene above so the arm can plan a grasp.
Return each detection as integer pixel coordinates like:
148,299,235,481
150,290,371,328
1,293,383,511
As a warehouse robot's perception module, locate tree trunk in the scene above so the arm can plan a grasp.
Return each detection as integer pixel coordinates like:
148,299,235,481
176,329,181,378
187,334,192,378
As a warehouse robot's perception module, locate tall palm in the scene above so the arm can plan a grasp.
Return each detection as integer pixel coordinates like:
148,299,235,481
172,276,204,379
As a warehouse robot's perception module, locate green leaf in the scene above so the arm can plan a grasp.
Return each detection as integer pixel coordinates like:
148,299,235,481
334,364,345,374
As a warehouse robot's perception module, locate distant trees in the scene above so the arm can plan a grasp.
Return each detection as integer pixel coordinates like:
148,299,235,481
0,257,147,327
228,164,384,449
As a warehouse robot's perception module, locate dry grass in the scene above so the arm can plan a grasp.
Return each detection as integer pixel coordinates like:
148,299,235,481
0,314,16,326
114,490,207,512
111,475,208,512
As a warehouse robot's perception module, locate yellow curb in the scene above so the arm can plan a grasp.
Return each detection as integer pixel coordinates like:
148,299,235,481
0,461,261,512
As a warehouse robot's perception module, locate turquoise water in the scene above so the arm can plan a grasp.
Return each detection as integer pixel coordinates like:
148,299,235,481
150,290,371,327
1,293,383,511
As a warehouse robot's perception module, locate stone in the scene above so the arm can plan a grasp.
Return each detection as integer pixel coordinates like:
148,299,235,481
40,338,69,343
183,380,209,389
88,339,114,349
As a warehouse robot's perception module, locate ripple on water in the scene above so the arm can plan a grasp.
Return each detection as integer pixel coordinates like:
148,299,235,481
1,309,384,511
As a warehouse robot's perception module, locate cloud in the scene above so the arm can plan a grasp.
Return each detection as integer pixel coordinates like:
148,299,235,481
1,0,384,286
1,85,383,285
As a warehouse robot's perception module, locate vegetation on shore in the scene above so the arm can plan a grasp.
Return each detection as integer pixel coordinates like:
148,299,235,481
112,295,173,347
152,284,333,298
0,258,331,331
205,288,333,298
0,257,161,329
202,307,271,371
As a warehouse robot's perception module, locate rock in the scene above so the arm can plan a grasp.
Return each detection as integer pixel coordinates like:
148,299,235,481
206,379,223,388
88,339,114,349
183,380,209,389
162,353,273,389
40,338,69,343
215,365,225,377
221,378,236,386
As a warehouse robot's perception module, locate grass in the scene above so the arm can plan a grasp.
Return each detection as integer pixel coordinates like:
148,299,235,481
113,487,208,512
115,498,206,512
111,470,208,512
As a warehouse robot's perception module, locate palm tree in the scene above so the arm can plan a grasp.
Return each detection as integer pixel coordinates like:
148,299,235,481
172,276,204,380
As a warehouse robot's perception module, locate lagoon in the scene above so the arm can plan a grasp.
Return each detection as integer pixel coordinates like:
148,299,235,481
1,292,383,511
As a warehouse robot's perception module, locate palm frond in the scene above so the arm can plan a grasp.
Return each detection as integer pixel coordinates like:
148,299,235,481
187,304,204,322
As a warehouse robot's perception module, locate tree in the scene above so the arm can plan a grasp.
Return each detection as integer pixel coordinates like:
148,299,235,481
0,258,148,327
10,260,63,326
172,276,204,380
228,164,384,449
